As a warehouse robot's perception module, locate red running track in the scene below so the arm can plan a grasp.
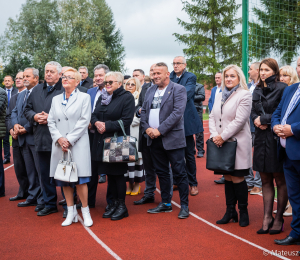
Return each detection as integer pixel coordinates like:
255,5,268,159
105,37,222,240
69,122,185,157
0,120,299,259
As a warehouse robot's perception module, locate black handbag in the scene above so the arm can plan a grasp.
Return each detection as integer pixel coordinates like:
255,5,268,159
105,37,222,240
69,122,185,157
206,138,237,173
103,120,138,163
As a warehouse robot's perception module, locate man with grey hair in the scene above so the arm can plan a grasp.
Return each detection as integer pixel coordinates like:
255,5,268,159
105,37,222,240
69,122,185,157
25,61,64,216
87,64,110,208
78,66,93,89
11,67,44,209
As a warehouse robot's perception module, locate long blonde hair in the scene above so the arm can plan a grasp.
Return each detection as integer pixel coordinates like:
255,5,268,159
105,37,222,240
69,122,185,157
221,65,249,91
124,77,141,99
279,65,299,86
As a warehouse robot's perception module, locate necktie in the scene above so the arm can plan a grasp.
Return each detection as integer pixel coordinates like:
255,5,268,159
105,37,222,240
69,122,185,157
80,81,83,86
48,85,54,92
7,89,11,107
22,90,30,110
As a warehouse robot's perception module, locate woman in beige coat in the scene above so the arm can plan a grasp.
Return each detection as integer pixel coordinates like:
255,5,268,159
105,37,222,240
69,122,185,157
209,65,252,227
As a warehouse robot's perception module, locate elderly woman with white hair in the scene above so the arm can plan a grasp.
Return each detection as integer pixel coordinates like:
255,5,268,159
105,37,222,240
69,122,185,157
91,71,135,221
48,67,93,227
209,65,252,227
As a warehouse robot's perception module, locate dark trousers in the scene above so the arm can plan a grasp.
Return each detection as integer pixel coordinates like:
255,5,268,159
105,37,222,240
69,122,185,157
283,156,300,239
0,144,4,195
37,151,57,209
150,137,189,206
195,132,204,153
185,135,198,187
2,131,10,160
13,146,29,197
107,174,126,201
23,143,44,204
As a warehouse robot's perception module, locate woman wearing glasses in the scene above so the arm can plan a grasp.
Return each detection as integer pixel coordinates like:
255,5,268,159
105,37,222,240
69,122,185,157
124,77,144,195
91,72,135,220
48,68,93,227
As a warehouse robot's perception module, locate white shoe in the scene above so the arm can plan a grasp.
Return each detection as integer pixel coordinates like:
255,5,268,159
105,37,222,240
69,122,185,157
62,205,78,227
81,206,93,227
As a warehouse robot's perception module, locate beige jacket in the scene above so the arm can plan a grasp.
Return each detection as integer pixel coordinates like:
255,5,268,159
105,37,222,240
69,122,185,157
209,87,252,170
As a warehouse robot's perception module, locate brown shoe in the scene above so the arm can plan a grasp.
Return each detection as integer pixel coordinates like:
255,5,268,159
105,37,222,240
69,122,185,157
190,186,199,196
173,185,178,191
58,199,66,205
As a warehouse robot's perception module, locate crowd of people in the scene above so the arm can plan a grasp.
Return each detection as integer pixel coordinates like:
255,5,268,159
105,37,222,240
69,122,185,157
0,55,300,246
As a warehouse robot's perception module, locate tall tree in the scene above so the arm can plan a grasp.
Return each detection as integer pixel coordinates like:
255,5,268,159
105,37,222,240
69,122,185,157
174,0,242,87
249,0,300,64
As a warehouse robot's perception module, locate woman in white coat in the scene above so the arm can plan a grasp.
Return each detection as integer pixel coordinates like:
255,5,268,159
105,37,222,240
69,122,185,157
124,77,145,195
209,65,252,227
48,68,93,227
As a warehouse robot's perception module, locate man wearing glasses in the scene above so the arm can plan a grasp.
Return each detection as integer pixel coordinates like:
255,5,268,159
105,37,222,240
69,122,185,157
170,56,203,196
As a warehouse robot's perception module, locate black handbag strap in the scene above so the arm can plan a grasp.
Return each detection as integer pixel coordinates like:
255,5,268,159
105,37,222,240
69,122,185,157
117,120,127,137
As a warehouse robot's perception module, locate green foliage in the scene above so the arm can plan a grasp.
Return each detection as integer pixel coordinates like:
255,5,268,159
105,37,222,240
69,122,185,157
249,0,300,64
0,0,125,78
174,0,242,88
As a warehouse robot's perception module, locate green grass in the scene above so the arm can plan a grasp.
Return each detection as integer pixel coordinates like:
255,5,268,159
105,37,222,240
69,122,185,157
203,113,209,120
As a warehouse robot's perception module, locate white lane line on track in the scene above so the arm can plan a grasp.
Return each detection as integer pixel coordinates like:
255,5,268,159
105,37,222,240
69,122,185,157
77,215,122,260
4,164,14,171
156,188,290,260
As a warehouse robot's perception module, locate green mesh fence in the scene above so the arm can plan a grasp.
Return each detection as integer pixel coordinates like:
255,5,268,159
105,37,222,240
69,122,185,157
248,0,300,66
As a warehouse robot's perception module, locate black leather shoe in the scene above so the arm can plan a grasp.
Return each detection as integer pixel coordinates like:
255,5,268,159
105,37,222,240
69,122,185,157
35,204,45,212
18,200,37,207
37,207,58,216
274,236,300,245
197,152,204,158
178,207,189,219
99,175,106,183
134,196,155,205
3,159,10,164
63,209,67,218
214,176,225,184
9,195,27,201
111,199,128,220
103,201,118,218
58,199,66,205
147,203,172,213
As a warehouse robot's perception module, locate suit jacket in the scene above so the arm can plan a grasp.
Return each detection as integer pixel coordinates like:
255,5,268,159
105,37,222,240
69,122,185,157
247,83,256,133
141,80,187,150
11,90,35,147
208,86,222,112
271,83,300,161
209,87,252,169
87,86,99,110
170,70,203,136
5,92,19,148
24,79,64,151
77,86,88,93
77,77,93,89
48,89,91,177
6,87,18,107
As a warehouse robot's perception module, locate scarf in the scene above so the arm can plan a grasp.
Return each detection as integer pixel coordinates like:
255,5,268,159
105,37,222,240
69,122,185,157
221,84,240,108
101,88,113,106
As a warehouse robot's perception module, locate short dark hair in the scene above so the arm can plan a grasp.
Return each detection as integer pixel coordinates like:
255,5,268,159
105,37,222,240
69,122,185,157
155,62,168,69
133,69,145,75
124,75,131,80
4,75,13,81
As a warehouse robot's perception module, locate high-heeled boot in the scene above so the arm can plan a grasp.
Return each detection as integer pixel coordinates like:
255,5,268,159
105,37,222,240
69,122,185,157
62,205,78,227
103,200,119,218
234,180,249,227
81,206,93,227
216,180,238,224
111,199,129,221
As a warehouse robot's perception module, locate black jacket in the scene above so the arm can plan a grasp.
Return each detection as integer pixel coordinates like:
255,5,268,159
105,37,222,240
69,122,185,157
24,79,64,151
251,75,287,173
5,92,19,147
77,86,88,93
91,86,135,174
194,83,205,117
77,77,93,89
0,88,8,139
135,82,152,152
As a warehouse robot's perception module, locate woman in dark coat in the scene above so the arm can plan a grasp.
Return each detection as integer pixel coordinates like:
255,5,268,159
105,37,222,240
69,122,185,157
91,72,135,221
251,58,288,235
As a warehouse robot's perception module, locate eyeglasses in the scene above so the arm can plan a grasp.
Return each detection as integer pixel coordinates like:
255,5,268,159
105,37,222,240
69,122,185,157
104,81,118,85
172,62,184,66
61,76,75,80
126,83,136,87
15,77,23,80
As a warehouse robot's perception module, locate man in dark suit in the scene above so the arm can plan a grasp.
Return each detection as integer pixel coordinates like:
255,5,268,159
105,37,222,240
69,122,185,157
3,75,18,164
24,61,64,216
133,69,146,88
87,64,110,208
141,62,189,219
11,67,44,210
170,56,203,196
6,71,30,201
272,81,300,245
78,66,93,89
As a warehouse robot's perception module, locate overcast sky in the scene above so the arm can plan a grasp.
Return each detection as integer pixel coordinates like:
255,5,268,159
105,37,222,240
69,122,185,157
0,0,244,76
